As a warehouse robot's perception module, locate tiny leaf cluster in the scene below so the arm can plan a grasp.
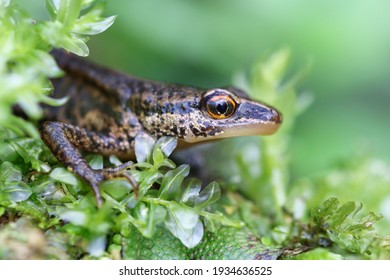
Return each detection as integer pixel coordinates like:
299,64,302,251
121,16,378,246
0,0,115,134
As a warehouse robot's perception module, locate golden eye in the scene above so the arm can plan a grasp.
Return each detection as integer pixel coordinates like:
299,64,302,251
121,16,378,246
203,92,237,119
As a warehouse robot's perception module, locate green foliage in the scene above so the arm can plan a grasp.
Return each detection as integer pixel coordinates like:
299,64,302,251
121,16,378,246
227,49,390,259
42,0,116,56
0,0,115,134
0,130,246,257
312,198,383,254
281,197,390,260
103,135,242,249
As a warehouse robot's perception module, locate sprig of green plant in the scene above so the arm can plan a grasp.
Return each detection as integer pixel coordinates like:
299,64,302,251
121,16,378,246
102,135,243,249
279,197,390,259
42,0,116,56
0,0,115,135
311,197,383,254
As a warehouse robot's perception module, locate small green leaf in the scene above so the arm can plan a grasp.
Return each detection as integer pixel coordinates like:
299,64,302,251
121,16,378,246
157,159,176,169
132,202,166,238
4,138,49,171
132,162,153,169
180,178,201,206
313,197,339,225
134,132,155,163
332,201,356,228
194,181,221,209
0,142,19,162
87,154,103,170
3,181,32,202
152,147,164,165
57,0,82,27
39,95,69,107
60,209,87,226
73,15,116,35
45,0,57,20
87,236,106,257
32,50,63,77
101,179,132,200
322,197,340,216
108,155,123,166
203,216,221,232
61,34,89,56
158,165,190,199
18,96,43,119
133,202,149,222
0,162,22,182
6,116,40,139
50,167,79,185
156,137,177,157
138,170,163,197
164,202,203,248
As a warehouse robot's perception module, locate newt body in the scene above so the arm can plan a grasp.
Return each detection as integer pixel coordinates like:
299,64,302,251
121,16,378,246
41,50,282,205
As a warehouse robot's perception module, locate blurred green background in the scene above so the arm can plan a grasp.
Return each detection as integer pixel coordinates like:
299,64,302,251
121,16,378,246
23,0,390,177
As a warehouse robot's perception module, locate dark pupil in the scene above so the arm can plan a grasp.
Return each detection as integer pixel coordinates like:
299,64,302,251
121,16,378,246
216,101,228,115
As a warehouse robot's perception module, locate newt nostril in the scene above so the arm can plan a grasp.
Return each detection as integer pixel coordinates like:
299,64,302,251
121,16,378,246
271,109,282,124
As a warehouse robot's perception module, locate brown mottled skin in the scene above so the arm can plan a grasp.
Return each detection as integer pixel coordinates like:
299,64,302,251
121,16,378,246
41,50,282,206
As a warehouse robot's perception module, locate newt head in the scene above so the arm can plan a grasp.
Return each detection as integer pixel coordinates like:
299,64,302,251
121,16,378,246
136,86,282,143
193,88,282,141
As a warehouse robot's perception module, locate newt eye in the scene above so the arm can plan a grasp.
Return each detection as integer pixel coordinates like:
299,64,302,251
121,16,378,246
202,90,237,119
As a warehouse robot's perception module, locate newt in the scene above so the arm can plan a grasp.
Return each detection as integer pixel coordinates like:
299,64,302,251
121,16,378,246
40,50,282,206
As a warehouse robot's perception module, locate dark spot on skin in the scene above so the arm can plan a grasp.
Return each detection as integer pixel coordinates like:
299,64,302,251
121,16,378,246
190,125,207,137
191,127,200,136
179,127,186,137
170,125,178,134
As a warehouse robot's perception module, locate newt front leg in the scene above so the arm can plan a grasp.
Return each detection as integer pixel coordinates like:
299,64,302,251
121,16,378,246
40,121,138,206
